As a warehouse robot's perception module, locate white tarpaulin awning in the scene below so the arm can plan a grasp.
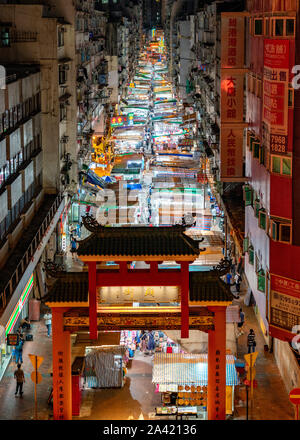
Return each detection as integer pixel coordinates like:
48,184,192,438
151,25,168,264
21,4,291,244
152,353,240,386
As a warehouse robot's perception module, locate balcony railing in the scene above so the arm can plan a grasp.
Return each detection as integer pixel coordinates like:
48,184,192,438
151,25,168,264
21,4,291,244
0,192,63,312
11,31,38,43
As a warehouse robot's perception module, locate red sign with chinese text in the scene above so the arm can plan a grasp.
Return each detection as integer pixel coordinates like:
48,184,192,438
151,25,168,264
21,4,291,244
263,40,290,139
264,39,290,69
271,274,300,298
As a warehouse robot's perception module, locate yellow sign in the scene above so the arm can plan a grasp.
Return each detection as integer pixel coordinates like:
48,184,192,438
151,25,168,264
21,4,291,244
28,354,44,370
244,352,258,366
31,371,43,384
247,367,256,381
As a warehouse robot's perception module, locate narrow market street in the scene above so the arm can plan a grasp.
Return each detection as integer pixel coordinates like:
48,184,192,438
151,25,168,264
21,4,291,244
0,29,296,423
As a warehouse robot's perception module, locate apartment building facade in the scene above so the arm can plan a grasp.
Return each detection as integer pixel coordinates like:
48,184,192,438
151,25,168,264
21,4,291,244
0,0,109,379
244,0,300,390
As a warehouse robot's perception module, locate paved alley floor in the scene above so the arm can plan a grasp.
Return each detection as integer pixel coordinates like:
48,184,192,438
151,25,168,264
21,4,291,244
77,352,161,420
0,320,53,420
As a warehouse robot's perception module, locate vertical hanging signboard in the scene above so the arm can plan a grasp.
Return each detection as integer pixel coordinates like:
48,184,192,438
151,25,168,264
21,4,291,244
220,13,247,181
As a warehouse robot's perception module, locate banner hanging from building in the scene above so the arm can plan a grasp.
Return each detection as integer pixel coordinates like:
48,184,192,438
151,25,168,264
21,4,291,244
220,13,246,181
263,40,290,153
221,15,245,69
220,126,244,180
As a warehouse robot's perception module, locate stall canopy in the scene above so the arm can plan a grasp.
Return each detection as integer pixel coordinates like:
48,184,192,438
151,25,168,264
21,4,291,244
152,353,240,387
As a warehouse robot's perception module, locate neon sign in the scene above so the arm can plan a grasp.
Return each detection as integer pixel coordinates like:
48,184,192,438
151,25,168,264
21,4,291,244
111,116,128,127
5,274,34,336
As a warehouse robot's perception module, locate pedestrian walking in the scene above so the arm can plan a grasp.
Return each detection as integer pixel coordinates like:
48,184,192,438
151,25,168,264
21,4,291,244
247,329,256,353
140,331,148,353
14,363,25,397
12,346,16,363
234,272,242,297
226,272,232,285
44,311,52,337
20,316,31,330
15,339,24,364
76,222,81,238
237,308,245,336
211,206,217,223
70,236,77,260
147,332,155,355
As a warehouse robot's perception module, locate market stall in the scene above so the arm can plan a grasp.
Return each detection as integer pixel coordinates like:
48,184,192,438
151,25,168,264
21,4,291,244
152,353,240,418
84,345,126,389
120,330,181,358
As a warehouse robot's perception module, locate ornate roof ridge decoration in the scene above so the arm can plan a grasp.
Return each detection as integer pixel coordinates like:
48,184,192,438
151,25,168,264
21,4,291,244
211,257,232,277
82,214,106,232
181,233,205,255
44,260,67,278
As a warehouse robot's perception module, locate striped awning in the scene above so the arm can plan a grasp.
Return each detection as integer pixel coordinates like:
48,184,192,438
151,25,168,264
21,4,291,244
152,353,240,386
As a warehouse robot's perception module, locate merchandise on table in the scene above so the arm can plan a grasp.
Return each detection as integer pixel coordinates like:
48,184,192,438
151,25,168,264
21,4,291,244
152,353,239,415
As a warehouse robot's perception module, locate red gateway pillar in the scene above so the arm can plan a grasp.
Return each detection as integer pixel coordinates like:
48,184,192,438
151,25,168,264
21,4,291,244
180,261,190,339
207,306,227,420
88,261,98,340
52,307,72,420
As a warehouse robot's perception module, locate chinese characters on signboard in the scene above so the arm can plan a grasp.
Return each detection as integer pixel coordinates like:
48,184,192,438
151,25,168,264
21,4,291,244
221,16,245,69
221,75,244,123
263,40,289,154
63,315,215,331
57,351,65,420
215,350,221,419
97,285,179,305
220,126,244,179
220,14,245,181
6,334,19,346
270,274,300,332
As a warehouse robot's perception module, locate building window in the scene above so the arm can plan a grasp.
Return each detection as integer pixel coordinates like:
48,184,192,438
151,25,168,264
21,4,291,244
248,246,254,265
275,19,284,36
271,155,292,176
286,19,295,37
282,158,291,176
243,185,253,207
253,141,260,159
257,269,266,293
254,19,263,36
0,163,9,187
280,224,291,243
59,65,67,85
60,105,67,122
259,209,267,230
1,27,10,47
270,219,291,244
259,145,265,165
254,199,260,218
58,28,64,47
271,156,281,174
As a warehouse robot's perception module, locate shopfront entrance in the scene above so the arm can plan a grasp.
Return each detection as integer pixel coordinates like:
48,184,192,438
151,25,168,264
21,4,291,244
44,217,233,421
